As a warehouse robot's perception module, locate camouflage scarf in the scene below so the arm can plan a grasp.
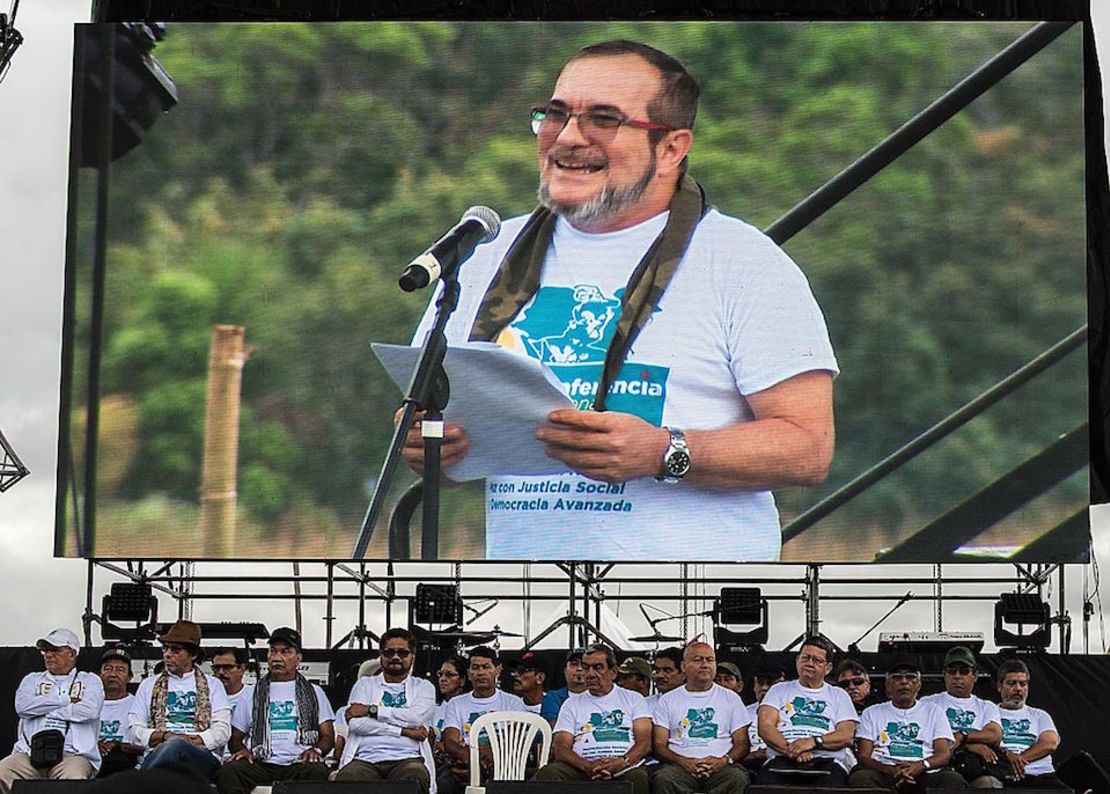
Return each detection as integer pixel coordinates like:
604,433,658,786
150,668,211,732
249,673,319,761
468,175,709,411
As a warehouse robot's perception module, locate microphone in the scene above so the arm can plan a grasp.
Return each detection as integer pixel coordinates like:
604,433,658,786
398,206,501,292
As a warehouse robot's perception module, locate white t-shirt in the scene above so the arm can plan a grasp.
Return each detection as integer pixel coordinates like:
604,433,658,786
129,670,232,760
747,702,766,752
760,680,858,771
433,701,449,739
346,675,437,763
523,700,543,714
653,684,750,758
920,692,1001,737
998,705,1057,776
14,670,105,770
231,680,334,766
99,694,137,742
222,684,254,758
857,700,953,765
554,685,651,761
444,690,528,746
413,210,838,561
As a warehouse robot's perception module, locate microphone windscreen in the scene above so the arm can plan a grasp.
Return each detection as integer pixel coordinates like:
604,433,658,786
463,205,501,242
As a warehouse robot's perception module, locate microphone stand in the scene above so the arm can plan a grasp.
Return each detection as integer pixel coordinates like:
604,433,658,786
351,274,460,559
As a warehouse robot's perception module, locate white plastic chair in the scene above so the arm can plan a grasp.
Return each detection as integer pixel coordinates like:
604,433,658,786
465,710,553,794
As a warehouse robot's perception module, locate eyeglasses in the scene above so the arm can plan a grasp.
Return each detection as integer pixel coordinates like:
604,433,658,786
530,103,673,142
211,664,242,672
382,648,412,659
838,677,867,688
945,664,974,675
798,653,828,665
162,644,188,654
437,670,460,678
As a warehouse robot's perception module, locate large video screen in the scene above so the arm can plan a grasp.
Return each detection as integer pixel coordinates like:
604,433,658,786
58,21,1089,562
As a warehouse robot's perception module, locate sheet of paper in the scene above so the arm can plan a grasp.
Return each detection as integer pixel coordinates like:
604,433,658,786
372,341,576,482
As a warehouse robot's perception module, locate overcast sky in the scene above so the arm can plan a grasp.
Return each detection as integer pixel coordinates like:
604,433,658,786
0,2,1108,654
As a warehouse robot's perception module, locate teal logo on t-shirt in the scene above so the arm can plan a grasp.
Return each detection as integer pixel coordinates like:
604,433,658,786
269,700,297,732
586,709,629,742
166,691,197,729
508,285,669,424
882,721,924,758
683,707,720,740
99,720,123,741
946,707,976,732
1002,718,1035,748
785,697,830,730
382,691,407,708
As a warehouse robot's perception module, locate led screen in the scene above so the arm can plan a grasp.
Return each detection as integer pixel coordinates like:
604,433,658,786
58,21,1089,562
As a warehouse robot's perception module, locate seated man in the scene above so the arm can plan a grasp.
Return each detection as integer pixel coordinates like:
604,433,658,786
617,657,653,697
921,646,1003,788
335,628,436,792
441,646,528,794
848,653,965,791
216,627,334,794
714,662,744,697
210,646,254,760
129,621,231,782
541,649,587,724
652,642,751,794
510,652,548,714
743,661,782,772
836,659,877,715
96,645,143,778
757,636,856,786
994,660,1069,789
0,628,104,792
537,644,652,794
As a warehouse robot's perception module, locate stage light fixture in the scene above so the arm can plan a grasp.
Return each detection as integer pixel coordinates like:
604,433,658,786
714,587,769,652
413,584,462,626
994,592,1051,649
101,581,158,642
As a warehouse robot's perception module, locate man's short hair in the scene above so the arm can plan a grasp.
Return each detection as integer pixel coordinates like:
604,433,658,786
469,645,500,665
799,636,835,662
564,40,699,134
835,659,867,679
584,643,618,670
655,646,684,669
212,647,249,666
997,659,1030,682
380,627,416,651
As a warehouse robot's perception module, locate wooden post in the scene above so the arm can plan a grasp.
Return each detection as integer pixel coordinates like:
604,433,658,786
200,325,247,557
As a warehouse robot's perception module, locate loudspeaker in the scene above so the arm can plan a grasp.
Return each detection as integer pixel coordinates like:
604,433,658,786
273,783,420,793
1059,751,1110,794
12,783,93,793
486,783,634,793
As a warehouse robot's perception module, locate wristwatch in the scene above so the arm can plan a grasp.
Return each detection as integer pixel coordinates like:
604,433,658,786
656,427,691,483
922,759,932,770
369,704,379,719
813,735,825,750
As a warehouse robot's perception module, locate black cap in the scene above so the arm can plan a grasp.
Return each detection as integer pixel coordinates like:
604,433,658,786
269,627,303,652
511,651,546,675
887,652,920,674
101,645,132,665
753,661,784,681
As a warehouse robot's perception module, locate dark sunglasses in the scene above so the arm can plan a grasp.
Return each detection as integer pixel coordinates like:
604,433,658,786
382,648,412,659
838,677,867,688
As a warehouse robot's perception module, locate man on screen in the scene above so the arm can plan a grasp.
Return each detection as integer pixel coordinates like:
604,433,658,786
404,39,837,561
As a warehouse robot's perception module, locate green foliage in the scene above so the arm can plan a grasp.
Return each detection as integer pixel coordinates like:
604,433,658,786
76,22,1087,558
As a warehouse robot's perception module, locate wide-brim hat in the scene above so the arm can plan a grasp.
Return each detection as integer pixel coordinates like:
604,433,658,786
158,620,205,661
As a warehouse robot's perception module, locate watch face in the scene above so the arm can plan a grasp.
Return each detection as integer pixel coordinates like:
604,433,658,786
666,450,691,476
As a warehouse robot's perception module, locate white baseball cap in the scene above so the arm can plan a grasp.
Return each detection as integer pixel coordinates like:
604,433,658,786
36,628,80,652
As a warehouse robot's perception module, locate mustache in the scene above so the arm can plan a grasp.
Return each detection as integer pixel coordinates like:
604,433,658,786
547,146,607,167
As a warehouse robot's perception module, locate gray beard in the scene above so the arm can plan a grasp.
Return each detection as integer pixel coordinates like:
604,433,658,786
538,155,656,227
